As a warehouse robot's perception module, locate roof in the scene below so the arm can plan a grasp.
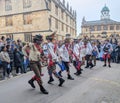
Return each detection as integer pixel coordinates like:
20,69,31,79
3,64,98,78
101,5,110,12
82,19,120,26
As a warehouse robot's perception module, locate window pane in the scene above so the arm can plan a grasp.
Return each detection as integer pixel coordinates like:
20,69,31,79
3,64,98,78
90,26,95,31
116,25,120,30
48,0,51,10
24,33,32,42
6,16,13,26
23,13,32,25
23,0,32,8
103,25,108,30
55,19,58,29
97,26,101,31
5,0,12,11
110,25,114,30
55,5,58,15
61,10,64,20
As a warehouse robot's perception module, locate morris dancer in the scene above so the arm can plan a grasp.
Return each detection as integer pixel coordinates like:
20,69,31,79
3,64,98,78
22,34,48,94
103,39,113,67
58,38,74,80
73,39,82,76
85,40,94,69
46,33,65,86
91,42,99,66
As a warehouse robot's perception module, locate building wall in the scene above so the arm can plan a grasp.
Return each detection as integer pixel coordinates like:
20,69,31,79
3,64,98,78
0,0,77,41
0,0,47,16
81,24,120,38
49,0,76,40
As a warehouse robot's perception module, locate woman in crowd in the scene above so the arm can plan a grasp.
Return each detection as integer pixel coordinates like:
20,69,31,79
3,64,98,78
0,46,10,79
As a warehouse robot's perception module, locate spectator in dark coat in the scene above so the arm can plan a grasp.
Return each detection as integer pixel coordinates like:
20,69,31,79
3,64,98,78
13,48,23,75
6,45,14,77
115,42,120,63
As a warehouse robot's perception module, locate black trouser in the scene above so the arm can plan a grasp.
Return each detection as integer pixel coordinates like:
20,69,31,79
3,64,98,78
2,61,10,77
73,61,76,69
117,53,120,63
62,61,70,72
16,66,23,74
85,55,93,67
10,61,13,73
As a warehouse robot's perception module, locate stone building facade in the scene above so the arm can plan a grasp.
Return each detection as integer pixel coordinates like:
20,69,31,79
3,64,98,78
81,5,120,39
0,0,76,42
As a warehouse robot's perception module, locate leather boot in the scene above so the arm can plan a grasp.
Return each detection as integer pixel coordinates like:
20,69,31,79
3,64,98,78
67,74,74,80
58,78,65,86
74,70,81,76
103,64,106,67
28,79,35,88
40,85,49,94
48,76,54,84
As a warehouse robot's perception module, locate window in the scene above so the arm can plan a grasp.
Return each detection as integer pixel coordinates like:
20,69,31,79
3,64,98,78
6,16,13,26
23,13,32,25
24,33,32,42
116,25,120,30
66,25,68,32
90,26,95,31
66,14,68,22
5,0,12,11
48,0,51,10
103,25,108,30
70,18,72,25
55,19,58,29
23,0,32,8
97,26,101,31
61,23,64,31
61,10,64,20
110,25,114,30
55,5,58,15
49,18,51,28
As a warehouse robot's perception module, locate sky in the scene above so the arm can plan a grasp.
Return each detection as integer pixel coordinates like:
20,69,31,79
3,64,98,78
63,0,120,35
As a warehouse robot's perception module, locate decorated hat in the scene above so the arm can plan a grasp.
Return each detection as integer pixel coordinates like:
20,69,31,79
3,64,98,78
46,31,57,41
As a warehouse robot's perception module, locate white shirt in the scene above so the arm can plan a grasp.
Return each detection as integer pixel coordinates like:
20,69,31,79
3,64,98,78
47,42,58,60
60,44,70,62
86,42,93,55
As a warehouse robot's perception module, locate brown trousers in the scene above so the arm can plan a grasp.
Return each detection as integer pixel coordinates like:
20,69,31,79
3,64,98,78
30,61,42,86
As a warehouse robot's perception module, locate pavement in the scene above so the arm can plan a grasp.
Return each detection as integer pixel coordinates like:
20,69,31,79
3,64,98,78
0,61,120,103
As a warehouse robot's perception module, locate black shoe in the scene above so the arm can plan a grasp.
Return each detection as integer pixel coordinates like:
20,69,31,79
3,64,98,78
58,78,65,86
75,70,82,76
108,65,111,68
103,64,106,67
40,85,49,94
58,71,63,77
74,72,78,75
85,66,89,68
28,79,35,88
48,77,54,84
68,75,74,80
90,65,94,69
